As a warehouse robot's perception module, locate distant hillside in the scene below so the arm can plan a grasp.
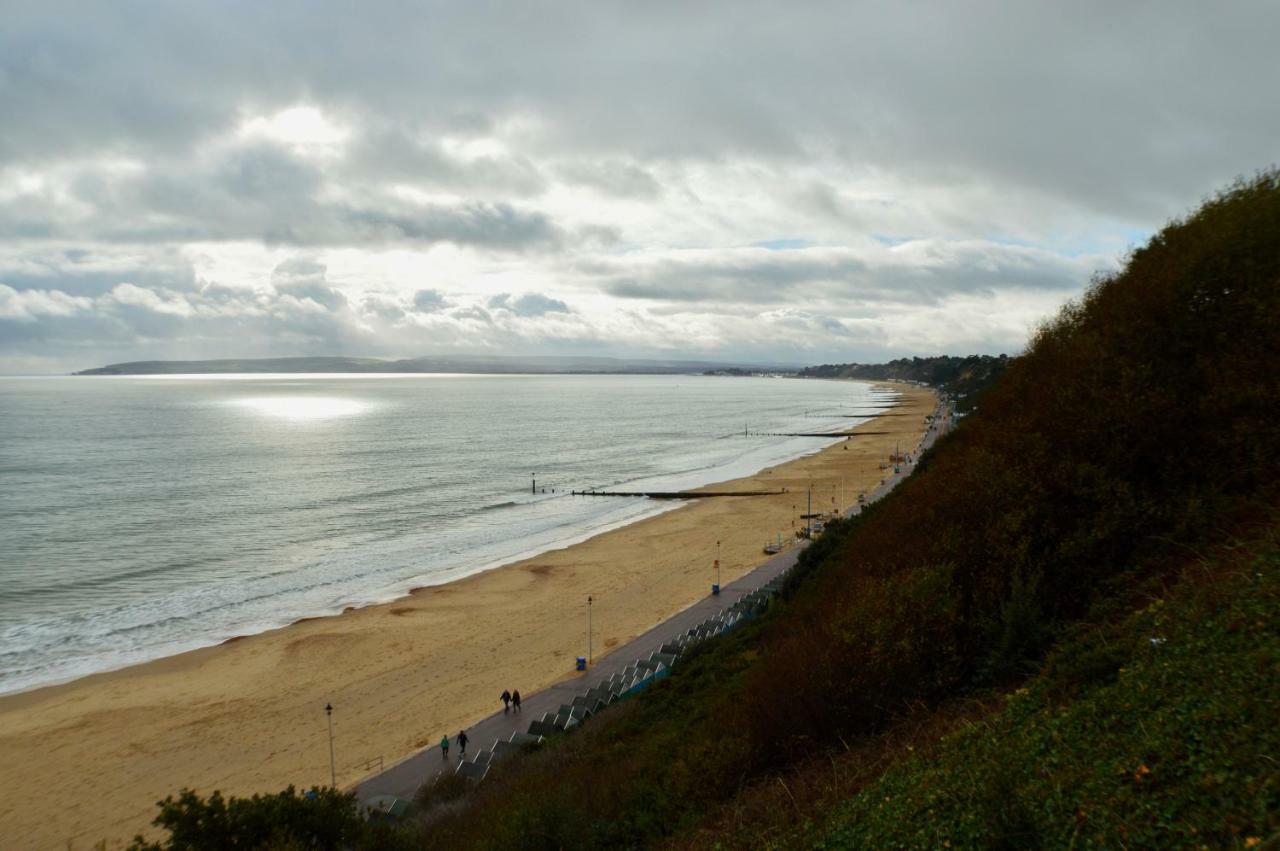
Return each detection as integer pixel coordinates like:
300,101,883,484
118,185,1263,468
75,355,765,376
800,355,1011,409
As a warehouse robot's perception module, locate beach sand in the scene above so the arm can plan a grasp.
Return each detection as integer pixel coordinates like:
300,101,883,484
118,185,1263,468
0,382,935,850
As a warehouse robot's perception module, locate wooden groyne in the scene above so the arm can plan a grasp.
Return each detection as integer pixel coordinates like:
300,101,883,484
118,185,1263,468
748,430,891,438
571,489,785,499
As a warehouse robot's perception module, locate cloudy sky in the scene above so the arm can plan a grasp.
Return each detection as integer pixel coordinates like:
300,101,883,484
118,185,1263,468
2,1,1277,372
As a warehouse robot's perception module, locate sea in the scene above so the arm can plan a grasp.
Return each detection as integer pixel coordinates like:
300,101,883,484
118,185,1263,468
0,373,888,696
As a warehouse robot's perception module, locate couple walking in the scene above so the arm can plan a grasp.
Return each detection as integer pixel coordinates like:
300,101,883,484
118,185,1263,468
500,688,522,714
440,729,469,760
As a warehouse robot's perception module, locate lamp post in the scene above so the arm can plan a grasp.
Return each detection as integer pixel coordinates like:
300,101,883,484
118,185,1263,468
714,539,721,595
324,703,336,788
587,596,593,664
807,485,813,537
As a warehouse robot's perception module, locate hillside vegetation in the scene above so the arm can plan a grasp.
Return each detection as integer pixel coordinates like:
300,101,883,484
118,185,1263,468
134,173,1280,848
800,530,1279,848
800,355,1011,410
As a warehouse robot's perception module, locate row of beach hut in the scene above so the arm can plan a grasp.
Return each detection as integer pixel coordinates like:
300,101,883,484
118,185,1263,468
453,572,791,784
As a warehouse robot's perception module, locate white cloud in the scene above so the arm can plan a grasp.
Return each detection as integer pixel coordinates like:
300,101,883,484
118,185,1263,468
106,283,196,317
238,106,350,155
0,284,92,320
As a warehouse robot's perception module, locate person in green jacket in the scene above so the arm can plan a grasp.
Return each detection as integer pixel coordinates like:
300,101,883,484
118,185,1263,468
440,734,450,760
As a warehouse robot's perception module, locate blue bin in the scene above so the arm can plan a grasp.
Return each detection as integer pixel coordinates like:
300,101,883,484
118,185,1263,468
711,583,720,596
576,656,587,671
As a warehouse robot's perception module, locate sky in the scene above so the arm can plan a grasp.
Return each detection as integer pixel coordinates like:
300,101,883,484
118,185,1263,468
1,1,1277,373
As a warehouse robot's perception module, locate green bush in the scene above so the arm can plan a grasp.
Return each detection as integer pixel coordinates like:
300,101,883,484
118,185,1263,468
128,785,420,851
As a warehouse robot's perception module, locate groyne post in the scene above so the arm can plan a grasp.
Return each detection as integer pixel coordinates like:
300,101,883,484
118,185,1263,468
325,703,336,788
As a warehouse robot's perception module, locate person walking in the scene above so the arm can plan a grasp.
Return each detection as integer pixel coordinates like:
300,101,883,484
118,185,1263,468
501,689,511,713
512,689,522,713
440,734,450,760
457,730,469,757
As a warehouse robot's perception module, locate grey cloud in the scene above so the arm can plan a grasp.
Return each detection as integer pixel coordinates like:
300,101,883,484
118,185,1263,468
451,305,493,324
337,203,560,250
413,289,448,312
271,258,347,310
0,138,563,251
361,294,405,321
593,243,1096,306
556,160,662,199
488,292,571,317
5,2,1277,224
346,126,548,197
0,245,199,297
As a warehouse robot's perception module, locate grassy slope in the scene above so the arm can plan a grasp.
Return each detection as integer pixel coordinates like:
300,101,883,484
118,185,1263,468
413,173,1280,850
798,529,1280,849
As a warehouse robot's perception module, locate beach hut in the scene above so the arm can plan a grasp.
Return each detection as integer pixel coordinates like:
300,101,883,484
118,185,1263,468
364,794,412,823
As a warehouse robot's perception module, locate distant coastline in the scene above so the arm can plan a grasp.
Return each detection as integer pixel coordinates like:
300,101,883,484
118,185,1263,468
74,354,792,376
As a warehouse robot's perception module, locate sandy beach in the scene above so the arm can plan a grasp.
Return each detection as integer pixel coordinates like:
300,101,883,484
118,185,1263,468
0,382,935,850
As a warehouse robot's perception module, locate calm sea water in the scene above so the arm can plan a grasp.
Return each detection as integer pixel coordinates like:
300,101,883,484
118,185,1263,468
0,374,886,695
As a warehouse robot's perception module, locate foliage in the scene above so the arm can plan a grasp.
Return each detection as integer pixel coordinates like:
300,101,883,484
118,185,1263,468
127,785,419,851
800,355,1012,410
414,770,470,810
806,538,1280,848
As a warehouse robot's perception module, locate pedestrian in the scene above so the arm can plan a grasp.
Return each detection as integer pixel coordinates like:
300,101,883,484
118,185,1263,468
457,730,469,757
512,689,522,713
440,734,450,760
501,689,511,713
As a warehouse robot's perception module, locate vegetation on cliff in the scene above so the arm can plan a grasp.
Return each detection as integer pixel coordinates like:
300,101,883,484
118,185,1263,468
800,355,1011,410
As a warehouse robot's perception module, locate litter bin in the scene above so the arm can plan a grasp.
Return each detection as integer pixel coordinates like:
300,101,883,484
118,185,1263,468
711,583,721,596
576,656,587,671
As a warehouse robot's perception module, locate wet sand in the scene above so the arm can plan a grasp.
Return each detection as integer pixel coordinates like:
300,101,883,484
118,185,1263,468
0,382,935,850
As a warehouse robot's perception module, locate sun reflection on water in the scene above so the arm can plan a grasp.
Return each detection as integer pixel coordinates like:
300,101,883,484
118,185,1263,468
231,396,368,421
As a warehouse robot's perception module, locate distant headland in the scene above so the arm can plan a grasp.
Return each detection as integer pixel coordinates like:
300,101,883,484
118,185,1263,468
73,355,783,376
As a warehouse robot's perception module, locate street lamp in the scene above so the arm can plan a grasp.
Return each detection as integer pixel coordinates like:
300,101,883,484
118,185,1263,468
325,703,336,788
713,540,721,595
587,596,593,664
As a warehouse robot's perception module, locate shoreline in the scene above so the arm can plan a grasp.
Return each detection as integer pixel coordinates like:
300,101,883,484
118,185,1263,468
0,382,936,850
0,375,868,702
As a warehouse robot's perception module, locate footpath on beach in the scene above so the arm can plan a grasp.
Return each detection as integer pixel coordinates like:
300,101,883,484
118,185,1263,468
355,392,956,806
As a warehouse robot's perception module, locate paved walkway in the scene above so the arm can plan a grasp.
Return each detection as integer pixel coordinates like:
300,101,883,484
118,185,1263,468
355,392,953,804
